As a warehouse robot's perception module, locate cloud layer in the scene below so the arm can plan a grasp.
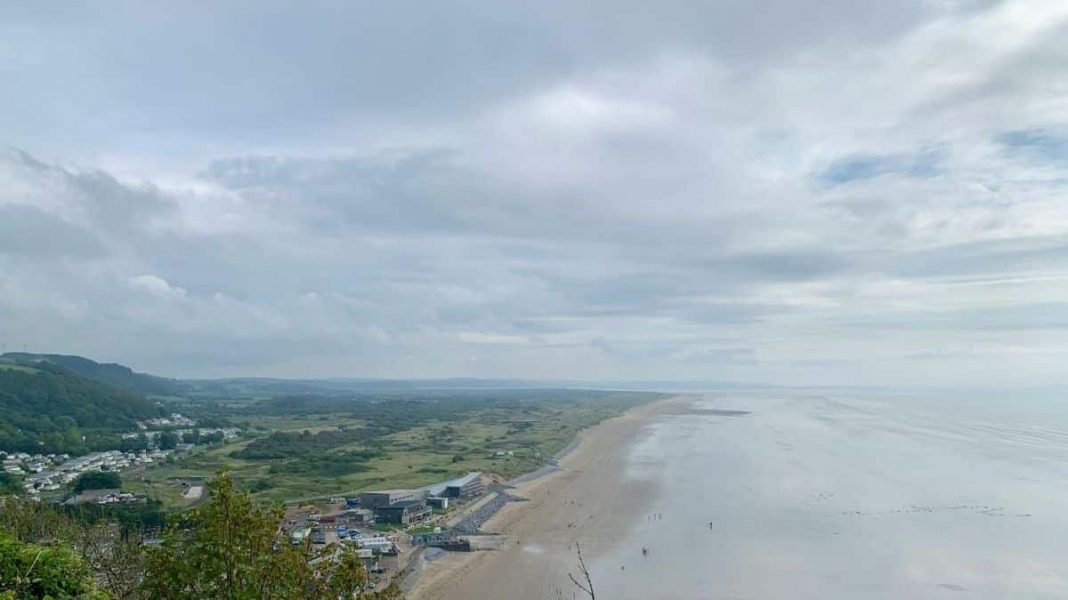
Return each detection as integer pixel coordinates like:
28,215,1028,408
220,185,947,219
2,1,1067,385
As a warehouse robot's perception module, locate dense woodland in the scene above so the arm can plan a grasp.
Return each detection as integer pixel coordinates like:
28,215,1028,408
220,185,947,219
0,362,161,454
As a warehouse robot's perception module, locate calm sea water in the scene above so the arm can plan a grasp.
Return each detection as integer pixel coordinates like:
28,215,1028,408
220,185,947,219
589,393,1068,599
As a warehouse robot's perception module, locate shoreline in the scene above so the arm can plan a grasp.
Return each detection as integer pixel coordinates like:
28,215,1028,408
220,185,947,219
503,398,656,488
407,394,690,600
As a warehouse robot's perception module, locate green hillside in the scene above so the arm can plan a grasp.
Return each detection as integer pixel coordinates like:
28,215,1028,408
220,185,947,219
0,361,162,454
1,352,185,397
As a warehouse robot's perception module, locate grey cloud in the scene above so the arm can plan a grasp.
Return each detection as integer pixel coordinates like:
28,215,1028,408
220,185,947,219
6,149,174,230
202,151,476,235
845,302,1068,332
0,204,102,258
0,0,944,151
723,250,852,282
199,151,757,258
890,235,1068,280
908,18,1068,127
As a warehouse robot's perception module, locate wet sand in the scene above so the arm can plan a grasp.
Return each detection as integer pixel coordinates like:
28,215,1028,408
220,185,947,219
412,392,1068,599
408,395,685,600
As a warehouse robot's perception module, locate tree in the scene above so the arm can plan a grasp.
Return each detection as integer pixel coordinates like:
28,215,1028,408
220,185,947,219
1,495,149,600
142,472,402,600
0,474,20,496
0,496,74,545
0,533,108,599
74,525,145,600
157,432,179,451
202,431,224,444
313,547,403,600
73,471,121,494
118,434,148,453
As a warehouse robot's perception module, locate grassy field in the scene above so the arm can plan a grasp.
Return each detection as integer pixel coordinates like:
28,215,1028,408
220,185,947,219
0,363,40,374
132,390,661,508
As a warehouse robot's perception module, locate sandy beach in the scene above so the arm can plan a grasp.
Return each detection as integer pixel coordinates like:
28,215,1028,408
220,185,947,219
408,395,685,600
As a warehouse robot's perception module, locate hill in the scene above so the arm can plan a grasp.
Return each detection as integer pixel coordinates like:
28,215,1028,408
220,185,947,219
1,352,185,397
0,360,162,454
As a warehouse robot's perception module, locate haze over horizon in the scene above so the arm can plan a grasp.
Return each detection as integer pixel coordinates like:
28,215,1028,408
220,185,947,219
2,2,1067,386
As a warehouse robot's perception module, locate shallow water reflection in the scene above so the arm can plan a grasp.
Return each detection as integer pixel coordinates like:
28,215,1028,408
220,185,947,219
591,394,1068,599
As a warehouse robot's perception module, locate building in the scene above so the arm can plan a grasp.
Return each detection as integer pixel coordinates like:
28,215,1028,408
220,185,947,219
354,536,395,554
412,531,454,545
290,528,311,545
63,489,146,506
424,472,484,501
345,508,374,524
374,499,431,525
358,489,426,510
442,472,483,500
427,496,448,510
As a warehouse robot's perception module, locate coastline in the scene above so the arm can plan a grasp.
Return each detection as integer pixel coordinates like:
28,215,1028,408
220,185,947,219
407,394,688,600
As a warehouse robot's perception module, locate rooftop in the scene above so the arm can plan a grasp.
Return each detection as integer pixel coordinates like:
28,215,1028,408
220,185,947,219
382,499,426,510
425,472,481,496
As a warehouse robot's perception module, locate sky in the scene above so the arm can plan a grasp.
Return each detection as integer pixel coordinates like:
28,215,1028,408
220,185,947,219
1,1,1067,385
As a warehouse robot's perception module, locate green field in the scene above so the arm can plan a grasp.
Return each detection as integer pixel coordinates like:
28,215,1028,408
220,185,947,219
133,390,661,508
0,353,664,510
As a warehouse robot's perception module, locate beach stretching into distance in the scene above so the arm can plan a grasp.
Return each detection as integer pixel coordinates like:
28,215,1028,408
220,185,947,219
408,395,686,600
412,392,1068,599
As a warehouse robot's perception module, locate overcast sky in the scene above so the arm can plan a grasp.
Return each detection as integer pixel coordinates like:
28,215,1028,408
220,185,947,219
1,1,1067,385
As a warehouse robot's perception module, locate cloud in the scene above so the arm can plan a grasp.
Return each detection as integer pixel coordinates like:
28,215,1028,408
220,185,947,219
128,274,186,299
0,204,102,258
1,1,1068,387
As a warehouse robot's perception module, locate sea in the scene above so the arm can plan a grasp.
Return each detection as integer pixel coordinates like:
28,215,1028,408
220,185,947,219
587,391,1068,599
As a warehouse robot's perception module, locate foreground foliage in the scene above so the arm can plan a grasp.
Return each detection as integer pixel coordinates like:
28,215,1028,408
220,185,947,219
1,473,402,600
0,495,143,600
144,473,402,600
0,534,107,600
